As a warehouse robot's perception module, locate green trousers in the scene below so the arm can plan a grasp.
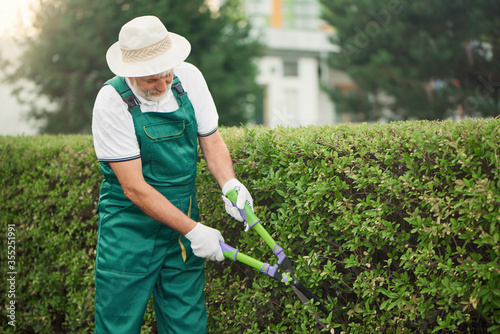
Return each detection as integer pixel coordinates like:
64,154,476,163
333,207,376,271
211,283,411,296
94,186,206,333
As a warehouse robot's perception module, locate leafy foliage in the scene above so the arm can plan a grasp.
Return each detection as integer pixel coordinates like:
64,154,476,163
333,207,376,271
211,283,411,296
0,0,261,133
0,135,100,333
1,118,499,333
205,119,500,333
320,0,500,121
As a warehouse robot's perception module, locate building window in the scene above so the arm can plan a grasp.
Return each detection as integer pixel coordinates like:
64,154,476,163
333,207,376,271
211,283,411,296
283,60,298,77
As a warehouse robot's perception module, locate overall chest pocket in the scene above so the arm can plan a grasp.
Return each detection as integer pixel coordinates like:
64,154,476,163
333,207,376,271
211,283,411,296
144,120,185,140
142,120,197,181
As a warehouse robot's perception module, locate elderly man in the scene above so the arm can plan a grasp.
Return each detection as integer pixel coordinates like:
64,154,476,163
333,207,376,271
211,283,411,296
91,16,253,333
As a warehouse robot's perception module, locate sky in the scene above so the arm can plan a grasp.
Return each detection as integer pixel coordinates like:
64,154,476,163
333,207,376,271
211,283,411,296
0,0,40,135
0,0,37,38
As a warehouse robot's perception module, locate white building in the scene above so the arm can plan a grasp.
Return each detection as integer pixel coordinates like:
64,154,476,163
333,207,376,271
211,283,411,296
245,0,341,127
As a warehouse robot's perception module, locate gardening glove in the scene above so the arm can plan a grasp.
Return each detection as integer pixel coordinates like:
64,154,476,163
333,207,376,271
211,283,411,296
185,223,225,262
222,179,254,232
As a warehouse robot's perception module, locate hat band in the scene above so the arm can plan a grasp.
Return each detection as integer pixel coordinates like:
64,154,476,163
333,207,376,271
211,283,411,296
121,35,173,63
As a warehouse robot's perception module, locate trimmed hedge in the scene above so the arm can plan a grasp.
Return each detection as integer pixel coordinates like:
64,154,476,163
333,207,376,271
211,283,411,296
1,135,100,333
1,119,499,333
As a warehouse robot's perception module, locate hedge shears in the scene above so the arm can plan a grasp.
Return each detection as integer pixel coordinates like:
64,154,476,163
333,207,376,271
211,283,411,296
220,189,330,326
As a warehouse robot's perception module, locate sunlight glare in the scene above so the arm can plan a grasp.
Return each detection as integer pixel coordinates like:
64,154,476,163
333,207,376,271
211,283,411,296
0,0,37,38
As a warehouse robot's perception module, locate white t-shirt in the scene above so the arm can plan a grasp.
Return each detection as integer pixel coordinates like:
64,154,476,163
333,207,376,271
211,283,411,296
92,62,219,162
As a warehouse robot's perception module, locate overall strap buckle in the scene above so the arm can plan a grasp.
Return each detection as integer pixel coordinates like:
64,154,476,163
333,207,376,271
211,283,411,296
172,81,186,96
172,75,190,107
103,76,142,116
122,94,141,110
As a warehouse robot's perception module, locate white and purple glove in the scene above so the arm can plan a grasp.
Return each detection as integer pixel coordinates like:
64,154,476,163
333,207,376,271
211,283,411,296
185,223,225,261
222,179,254,232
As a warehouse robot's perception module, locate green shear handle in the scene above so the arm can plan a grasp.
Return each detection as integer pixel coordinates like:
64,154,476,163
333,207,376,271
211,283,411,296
219,241,291,284
221,188,330,325
223,189,287,264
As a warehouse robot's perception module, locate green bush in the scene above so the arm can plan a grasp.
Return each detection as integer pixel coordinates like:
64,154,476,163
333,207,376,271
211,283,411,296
1,135,100,333
1,119,499,333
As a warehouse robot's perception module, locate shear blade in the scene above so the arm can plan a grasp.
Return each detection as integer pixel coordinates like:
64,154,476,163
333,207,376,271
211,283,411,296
291,283,327,328
292,280,329,314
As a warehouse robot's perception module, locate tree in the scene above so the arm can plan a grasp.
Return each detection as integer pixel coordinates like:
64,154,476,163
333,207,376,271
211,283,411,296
1,0,261,133
320,0,500,121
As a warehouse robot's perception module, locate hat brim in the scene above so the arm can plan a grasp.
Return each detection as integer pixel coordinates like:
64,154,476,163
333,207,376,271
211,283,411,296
106,32,191,77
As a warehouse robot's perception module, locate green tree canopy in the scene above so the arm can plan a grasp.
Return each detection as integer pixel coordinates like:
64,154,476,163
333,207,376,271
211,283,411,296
321,0,500,121
1,0,261,133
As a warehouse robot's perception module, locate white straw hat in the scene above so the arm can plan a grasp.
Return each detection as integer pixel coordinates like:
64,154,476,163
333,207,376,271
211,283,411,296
106,16,191,77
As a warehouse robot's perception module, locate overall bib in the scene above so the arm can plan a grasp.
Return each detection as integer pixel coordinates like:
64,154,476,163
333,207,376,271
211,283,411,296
94,76,206,333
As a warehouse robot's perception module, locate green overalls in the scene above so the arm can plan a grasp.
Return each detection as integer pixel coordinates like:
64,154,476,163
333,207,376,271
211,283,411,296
94,76,206,333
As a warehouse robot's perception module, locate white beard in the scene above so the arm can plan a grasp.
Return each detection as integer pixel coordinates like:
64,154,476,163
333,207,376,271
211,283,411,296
130,81,172,103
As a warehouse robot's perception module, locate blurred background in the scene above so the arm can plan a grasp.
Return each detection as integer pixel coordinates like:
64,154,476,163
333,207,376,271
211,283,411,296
0,0,498,135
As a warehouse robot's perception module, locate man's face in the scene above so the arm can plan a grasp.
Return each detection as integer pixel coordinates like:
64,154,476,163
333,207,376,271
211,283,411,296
129,69,173,102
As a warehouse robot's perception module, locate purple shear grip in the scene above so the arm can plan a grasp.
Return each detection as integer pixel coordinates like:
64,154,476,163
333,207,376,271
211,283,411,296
267,264,279,278
249,218,261,228
273,244,287,265
237,207,261,228
260,263,279,278
232,201,261,229
238,207,247,220
220,242,234,252
219,242,239,261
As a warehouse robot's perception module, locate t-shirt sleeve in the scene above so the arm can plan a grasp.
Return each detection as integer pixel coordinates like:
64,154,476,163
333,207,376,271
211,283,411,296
91,85,141,162
179,63,219,137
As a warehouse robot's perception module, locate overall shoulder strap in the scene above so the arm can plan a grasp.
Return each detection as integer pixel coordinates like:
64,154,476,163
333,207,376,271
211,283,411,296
103,76,142,117
171,75,190,107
